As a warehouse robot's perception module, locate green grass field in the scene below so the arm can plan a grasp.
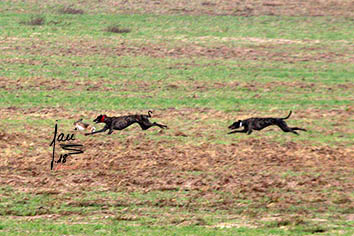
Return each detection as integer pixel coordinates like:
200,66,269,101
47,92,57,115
0,0,353,235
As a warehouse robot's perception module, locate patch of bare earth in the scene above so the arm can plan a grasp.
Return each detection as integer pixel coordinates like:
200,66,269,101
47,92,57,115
2,37,353,63
0,108,353,219
1,76,353,93
21,0,354,17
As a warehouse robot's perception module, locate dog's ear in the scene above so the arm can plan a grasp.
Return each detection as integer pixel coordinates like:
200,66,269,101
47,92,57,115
78,118,83,122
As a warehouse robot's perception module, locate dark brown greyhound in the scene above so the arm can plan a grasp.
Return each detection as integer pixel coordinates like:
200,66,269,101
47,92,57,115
85,111,167,135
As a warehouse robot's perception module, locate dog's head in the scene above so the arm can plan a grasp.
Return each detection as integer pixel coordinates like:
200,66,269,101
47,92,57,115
93,115,107,124
228,120,243,130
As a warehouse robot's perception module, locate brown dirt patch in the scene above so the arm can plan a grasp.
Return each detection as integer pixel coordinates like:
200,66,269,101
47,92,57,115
0,107,353,218
192,80,354,93
22,0,354,17
0,77,113,92
1,133,353,213
2,37,352,63
2,76,352,93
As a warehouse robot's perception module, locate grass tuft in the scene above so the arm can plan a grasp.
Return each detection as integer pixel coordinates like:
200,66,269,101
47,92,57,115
105,25,131,34
266,216,306,228
20,16,45,26
58,6,84,15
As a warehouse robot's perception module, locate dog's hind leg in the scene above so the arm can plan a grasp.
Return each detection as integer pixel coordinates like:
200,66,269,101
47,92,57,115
152,122,168,129
277,122,299,135
138,120,167,130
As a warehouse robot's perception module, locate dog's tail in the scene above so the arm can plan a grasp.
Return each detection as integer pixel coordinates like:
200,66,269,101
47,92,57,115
282,111,292,120
147,111,153,117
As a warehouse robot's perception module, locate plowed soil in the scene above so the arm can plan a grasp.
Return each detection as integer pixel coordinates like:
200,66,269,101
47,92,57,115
0,107,353,222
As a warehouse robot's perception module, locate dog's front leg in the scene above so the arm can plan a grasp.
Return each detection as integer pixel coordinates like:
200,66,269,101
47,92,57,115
107,125,114,135
291,127,307,132
228,129,248,134
85,126,108,136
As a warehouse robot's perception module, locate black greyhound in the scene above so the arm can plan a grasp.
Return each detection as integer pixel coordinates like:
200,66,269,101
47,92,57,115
228,111,307,135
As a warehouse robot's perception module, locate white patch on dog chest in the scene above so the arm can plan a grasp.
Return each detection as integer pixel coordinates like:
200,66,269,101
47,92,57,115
76,125,85,131
239,122,243,127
